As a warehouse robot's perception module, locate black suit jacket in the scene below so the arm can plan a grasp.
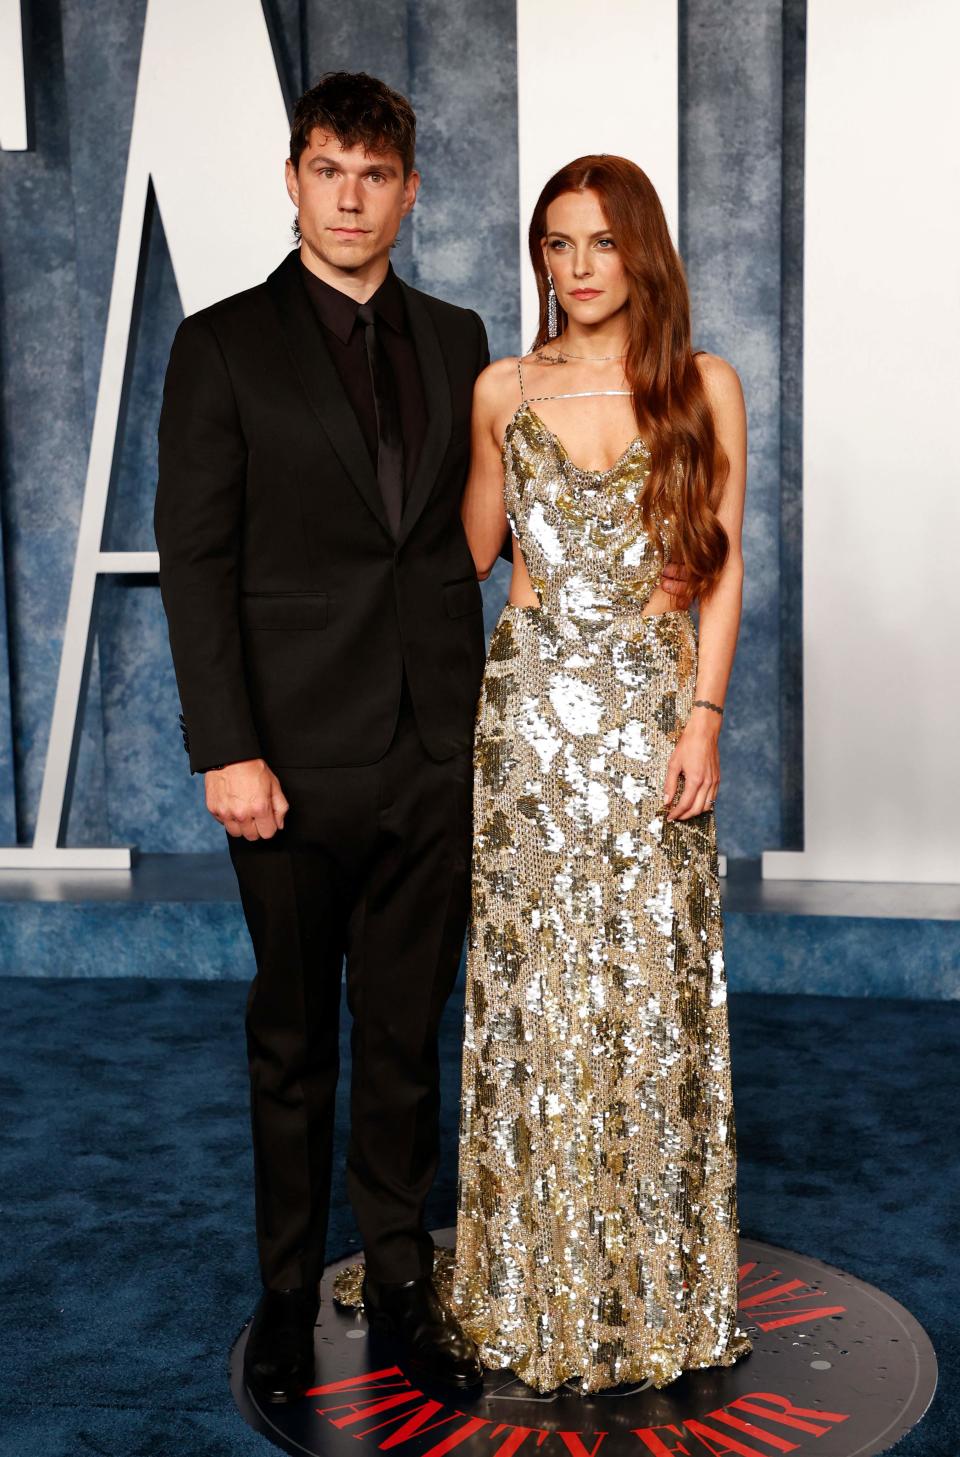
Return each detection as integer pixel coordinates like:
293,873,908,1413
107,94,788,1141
154,248,489,773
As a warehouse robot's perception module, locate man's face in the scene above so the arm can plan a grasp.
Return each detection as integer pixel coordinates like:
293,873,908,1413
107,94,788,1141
285,130,419,275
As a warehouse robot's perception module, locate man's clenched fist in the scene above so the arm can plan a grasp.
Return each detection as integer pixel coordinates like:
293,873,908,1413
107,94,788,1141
205,759,289,840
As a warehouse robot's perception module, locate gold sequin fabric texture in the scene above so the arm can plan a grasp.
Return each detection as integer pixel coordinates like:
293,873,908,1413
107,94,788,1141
449,402,751,1394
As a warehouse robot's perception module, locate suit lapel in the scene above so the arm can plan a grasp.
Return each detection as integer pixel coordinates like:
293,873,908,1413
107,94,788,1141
266,250,392,538
397,281,453,548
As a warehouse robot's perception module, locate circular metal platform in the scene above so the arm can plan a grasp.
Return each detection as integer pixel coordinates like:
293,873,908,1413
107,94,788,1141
230,1233,937,1457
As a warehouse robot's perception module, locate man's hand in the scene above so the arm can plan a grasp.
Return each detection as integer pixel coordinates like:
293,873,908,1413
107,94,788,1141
660,559,690,599
205,759,289,840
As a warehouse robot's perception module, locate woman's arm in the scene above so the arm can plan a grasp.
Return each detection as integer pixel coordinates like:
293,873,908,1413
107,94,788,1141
460,360,513,579
663,354,747,821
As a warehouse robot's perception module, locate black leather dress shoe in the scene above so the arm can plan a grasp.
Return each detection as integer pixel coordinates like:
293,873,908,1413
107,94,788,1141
362,1274,483,1390
243,1287,318,1404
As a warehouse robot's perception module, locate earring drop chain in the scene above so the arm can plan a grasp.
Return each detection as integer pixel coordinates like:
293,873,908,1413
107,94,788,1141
546,272,559,339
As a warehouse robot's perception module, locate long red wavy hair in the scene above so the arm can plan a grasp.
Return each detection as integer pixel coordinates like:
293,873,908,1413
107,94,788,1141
528,155,729,601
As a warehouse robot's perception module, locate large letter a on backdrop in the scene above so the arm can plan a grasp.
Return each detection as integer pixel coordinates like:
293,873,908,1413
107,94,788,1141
0,0,290,867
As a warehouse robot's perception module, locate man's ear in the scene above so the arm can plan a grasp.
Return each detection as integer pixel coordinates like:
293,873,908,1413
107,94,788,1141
284,156,299,209
402,169,421,217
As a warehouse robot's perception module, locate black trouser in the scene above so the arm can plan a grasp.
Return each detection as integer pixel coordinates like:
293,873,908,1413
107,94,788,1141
228,683,472,1293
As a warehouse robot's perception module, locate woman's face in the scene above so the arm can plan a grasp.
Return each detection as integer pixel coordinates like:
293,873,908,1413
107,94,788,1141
541,188,630,330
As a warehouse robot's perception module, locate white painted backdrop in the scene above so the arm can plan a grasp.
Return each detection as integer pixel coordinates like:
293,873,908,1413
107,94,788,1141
763,0,960,883
0,0,289,865
1,0,957,884
516,0,679,348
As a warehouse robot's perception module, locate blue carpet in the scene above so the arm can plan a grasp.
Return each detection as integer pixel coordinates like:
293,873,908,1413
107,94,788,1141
0,977,954,1456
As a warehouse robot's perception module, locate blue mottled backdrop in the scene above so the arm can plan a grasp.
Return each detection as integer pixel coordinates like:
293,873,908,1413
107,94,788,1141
0,0,801,860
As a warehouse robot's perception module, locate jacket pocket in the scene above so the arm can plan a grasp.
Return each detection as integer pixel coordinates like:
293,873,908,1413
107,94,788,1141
240,591,328,630
443,579,482,619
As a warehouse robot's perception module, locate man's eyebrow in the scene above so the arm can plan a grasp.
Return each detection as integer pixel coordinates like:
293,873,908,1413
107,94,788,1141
309,154,399,176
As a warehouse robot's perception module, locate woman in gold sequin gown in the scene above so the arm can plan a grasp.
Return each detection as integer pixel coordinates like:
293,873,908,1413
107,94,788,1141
451,157,753,1394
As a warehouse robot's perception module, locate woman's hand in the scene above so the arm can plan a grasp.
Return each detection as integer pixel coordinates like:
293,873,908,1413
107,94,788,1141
662,710,721,821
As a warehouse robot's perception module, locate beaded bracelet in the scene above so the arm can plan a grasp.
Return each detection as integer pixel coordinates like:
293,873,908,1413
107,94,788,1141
693,699,724,716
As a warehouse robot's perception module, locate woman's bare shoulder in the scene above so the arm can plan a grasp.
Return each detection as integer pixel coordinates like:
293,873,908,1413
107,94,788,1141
474,355,524,412
479,354,524,388
693,351,744,409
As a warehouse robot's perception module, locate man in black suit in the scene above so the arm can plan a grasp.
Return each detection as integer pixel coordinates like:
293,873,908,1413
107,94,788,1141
155,72,487,1401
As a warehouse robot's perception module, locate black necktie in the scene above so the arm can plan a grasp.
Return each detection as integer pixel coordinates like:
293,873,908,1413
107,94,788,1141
357,301,405,537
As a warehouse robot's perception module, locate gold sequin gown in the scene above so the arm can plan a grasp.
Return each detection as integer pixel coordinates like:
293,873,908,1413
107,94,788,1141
448,393,752,1394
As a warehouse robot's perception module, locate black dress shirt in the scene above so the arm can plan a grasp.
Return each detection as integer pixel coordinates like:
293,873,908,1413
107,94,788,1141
299,261,427,489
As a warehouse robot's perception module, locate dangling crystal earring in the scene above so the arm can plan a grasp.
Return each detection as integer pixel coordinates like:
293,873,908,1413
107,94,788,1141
547,272,559,338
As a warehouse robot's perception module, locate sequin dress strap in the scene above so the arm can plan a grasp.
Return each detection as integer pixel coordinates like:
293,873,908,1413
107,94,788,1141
517,356,526,402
